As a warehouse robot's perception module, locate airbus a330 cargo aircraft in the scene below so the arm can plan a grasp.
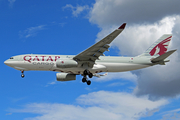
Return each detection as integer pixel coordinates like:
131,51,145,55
4,23,176,85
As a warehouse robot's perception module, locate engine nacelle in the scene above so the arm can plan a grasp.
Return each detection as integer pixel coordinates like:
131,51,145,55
56,73,76,81
56,59,78,68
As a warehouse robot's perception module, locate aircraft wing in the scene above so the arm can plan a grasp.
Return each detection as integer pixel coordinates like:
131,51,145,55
73,23,126,68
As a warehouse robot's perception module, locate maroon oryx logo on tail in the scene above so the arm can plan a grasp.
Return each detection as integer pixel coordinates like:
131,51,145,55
149,36,172,56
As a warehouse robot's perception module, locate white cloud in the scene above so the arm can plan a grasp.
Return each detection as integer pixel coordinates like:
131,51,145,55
8,0,16,8
89,0,180,27
131,16,180,100
96,16,180,100
63,4,90,17
19,25,46,38
45,81,56,87
89,0,180,100
11,97,27,103
107,82,127,87
9,91,168,120
133,52,180,99
161,108,180,120
5,113,12,115
94,72,137,82
96,16,176,56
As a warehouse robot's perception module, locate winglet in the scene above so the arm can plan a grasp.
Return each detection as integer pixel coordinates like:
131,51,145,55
118,23,126,29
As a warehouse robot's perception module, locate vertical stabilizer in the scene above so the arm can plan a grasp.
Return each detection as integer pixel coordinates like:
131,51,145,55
140,34,172,57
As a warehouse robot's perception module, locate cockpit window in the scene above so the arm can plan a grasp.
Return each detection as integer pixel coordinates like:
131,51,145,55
10,57,14,59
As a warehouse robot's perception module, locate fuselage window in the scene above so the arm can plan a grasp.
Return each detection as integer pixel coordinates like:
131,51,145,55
10,57,14,59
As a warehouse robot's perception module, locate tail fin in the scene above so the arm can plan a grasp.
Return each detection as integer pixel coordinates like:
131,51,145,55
140,34,172,57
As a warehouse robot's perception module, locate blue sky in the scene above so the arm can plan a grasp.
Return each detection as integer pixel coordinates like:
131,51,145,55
1,0,180,120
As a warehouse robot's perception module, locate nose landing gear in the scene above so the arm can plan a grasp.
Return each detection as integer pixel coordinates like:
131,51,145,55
82,69,92,85
21,70,25,78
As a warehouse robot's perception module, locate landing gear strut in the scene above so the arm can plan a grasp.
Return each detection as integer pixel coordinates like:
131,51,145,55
82,69,92,85
21,70,25,78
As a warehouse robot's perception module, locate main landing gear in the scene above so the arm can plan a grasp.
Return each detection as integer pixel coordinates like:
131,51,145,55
82,69,93,85
21,70,25,78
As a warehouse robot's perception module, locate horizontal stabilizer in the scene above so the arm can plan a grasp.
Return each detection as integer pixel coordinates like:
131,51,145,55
151,49,177,63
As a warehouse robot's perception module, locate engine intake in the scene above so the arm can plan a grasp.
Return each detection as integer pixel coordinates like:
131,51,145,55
56,73,76,81
56,59,78,68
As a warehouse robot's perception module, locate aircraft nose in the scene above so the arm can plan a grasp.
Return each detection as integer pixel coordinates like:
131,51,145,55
4,60,7,65
4,60,10,66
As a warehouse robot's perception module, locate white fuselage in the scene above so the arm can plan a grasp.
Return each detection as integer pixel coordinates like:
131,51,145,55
4,54,154,74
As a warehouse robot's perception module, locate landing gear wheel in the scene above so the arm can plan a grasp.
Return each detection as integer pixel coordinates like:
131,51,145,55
83,70,93,78
21,70,25,78
88,73,93,78
21,74,25,78
87,80,91,85
82,70,92,85
83,69,89,75
82,77,87,83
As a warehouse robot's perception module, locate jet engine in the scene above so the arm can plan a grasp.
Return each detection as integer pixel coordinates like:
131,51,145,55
56,73,76,81
56,59,78,68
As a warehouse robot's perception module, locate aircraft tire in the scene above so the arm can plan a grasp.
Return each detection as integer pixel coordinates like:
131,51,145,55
88,73,93,78
87,80,91,85
83,70,88,75
21,74,25,78
82,77,87,83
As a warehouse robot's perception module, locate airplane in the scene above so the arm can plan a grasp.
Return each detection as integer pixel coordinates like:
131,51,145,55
4,23,176,85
